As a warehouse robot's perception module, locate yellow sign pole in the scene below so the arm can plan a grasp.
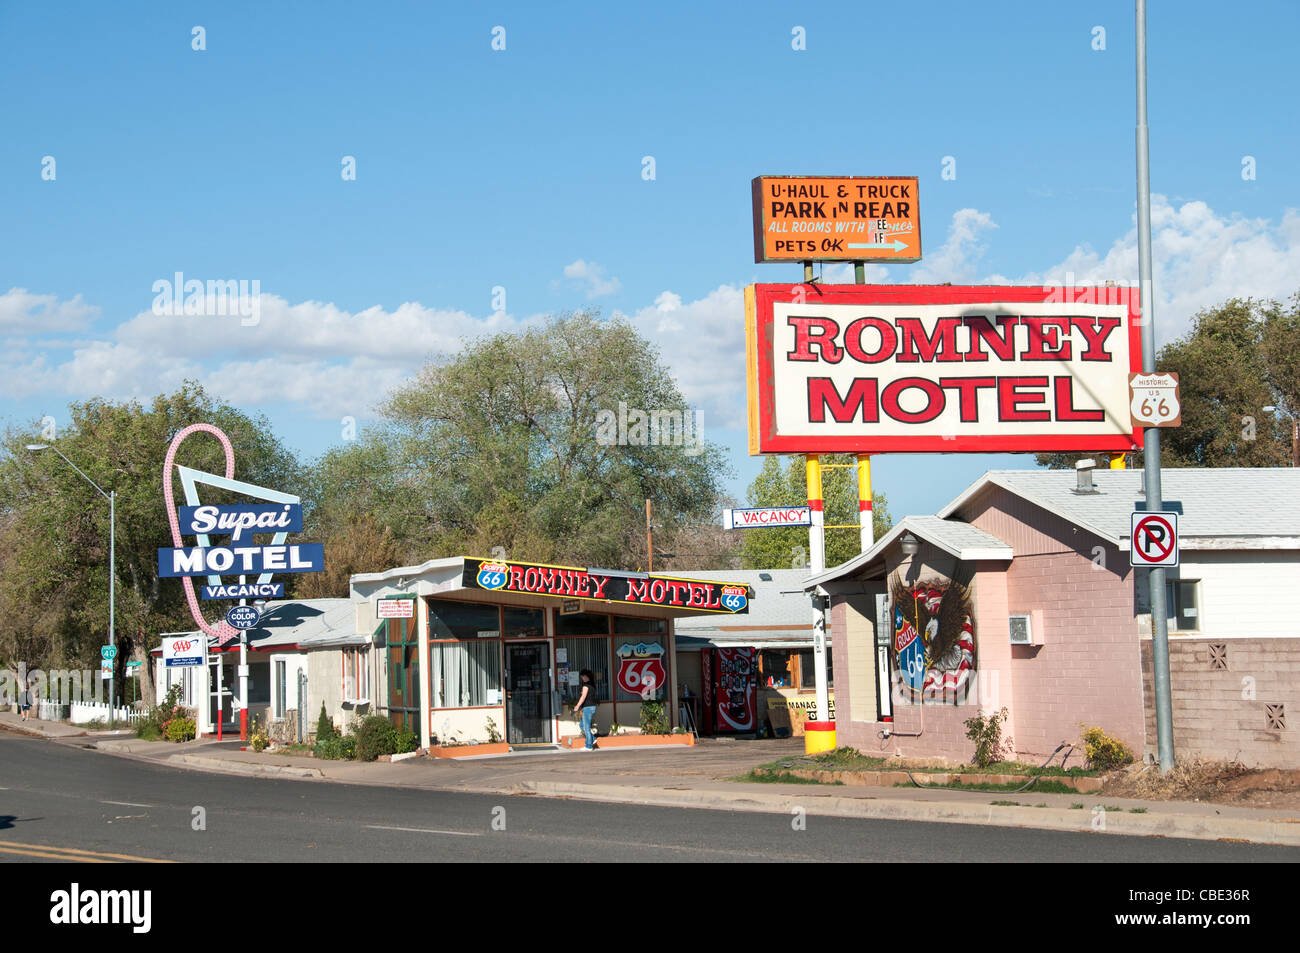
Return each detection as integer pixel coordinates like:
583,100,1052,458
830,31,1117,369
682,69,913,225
857,454,874,550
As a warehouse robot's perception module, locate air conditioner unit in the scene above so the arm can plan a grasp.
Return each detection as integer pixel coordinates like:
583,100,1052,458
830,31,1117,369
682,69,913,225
1009,612,1043,646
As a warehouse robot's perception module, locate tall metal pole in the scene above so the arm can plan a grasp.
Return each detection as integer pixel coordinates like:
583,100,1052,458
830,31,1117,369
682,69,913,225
1137,0,1175,772
109,490,116,730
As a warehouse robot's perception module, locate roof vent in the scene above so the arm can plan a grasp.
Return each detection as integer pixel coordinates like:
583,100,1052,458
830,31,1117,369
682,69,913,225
1074,458,1098,494
759,572,773,581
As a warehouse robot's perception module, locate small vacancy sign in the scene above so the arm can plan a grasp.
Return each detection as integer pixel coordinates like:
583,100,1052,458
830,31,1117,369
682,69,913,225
723,506,813,530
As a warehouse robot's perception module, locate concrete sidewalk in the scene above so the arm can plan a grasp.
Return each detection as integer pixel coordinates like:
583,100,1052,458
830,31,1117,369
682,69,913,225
0,709,124,740
82,733,1300,848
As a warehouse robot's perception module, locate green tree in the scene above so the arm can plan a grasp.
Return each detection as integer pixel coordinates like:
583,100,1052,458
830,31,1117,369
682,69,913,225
739,454,892,570
1036,295,1297,469
361,310,731,568
0,383,303,695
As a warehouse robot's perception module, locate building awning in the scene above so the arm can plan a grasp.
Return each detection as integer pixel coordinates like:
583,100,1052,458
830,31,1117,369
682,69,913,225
804,515,1012,589
351,555,751,619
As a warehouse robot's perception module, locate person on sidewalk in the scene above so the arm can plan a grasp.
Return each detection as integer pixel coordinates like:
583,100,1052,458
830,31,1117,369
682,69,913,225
19,682,32,721
573,669,598,751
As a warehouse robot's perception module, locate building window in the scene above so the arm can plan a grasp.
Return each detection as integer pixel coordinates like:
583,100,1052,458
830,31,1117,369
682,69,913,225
760,650,794,688
275,661,286,719
343,648,370,703
430,600,501,639
431,639,501,708
1166,579,1200,631
556,637,611,705
504,606,544,639
798,649,833,690
556,611,610,636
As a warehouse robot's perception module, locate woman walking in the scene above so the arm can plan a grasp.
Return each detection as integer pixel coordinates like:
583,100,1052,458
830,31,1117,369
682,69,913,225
572,669,598,751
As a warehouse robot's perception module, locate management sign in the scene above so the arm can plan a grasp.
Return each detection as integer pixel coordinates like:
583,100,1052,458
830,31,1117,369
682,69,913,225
745,284,1144,454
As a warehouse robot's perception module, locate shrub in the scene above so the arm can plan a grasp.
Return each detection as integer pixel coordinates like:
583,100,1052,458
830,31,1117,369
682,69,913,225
137,683,185,739
1080,725,1134,771
315,735,356,760
485,717,502,744
354,715,400,762
249,714,269,752
638,701,670,736
964,707,1011,768
316,703,337,743
163,714,196,743
396,729,419,754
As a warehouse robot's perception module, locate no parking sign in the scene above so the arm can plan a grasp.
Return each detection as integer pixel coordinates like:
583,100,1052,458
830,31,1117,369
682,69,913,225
1131,511,1179,568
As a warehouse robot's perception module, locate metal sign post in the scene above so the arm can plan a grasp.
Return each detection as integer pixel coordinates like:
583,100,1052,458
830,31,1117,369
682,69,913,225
1136,0,1175,772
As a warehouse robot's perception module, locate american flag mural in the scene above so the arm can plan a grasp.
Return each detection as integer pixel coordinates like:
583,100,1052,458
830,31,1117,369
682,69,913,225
889,576,976,705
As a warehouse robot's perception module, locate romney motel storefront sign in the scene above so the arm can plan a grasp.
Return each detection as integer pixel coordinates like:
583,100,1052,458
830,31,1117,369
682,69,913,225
463,557,750,614
744,283,1144,454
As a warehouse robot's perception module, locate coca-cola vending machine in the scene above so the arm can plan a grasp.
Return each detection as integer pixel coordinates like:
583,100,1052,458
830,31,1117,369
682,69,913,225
700,646,757,734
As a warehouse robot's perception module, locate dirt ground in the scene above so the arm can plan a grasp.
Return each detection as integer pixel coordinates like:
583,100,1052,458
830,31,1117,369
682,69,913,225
1100,760,1300,810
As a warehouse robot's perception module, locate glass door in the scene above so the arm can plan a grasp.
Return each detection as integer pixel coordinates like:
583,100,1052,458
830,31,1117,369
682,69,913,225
505,642,552,745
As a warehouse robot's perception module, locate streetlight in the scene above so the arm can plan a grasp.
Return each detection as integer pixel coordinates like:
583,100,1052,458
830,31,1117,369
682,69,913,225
27,443,117,728
1262,406,1299,467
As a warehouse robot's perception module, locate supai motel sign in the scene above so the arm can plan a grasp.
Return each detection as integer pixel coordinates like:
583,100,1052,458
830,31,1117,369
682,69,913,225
158,503,324,583
744,283,1144,454
463,557,750,614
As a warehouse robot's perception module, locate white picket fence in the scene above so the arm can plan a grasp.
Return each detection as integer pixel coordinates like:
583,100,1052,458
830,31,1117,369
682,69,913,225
38,699,144,725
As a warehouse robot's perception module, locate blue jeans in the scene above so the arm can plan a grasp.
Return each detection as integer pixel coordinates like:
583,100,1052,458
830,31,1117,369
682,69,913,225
580,706,597,749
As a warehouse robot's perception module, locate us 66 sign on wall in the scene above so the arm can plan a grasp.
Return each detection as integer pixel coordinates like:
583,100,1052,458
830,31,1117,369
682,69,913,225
744,283,1144,454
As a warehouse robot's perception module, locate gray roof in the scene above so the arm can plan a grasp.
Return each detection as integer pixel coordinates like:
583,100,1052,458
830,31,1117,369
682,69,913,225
805,515,1012,589
157,599,364,652
941,468,1300,545
667,569,821,635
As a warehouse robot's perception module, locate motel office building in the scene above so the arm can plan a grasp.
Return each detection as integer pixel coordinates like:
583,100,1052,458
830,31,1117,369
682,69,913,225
350,557,750,749
812,467,1300,768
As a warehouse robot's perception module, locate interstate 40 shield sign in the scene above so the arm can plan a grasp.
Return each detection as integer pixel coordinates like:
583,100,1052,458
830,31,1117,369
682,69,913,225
745,284,1144,454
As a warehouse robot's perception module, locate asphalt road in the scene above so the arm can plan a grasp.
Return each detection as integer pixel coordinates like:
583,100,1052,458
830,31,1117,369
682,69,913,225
1,734,1297,863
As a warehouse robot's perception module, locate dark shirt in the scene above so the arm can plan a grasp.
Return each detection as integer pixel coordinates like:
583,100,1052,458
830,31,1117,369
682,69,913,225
577,681,597,707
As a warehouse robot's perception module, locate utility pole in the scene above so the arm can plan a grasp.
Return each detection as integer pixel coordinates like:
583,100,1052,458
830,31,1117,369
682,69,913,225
1136,0,1175,772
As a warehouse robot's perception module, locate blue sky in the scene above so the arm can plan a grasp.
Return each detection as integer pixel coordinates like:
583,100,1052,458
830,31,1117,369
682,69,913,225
3,0,1298,519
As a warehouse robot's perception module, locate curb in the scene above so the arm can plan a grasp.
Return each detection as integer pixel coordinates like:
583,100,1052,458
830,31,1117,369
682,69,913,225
169,753,323,779
0,721,86,740
84,744,1300,847
516,780,1300,847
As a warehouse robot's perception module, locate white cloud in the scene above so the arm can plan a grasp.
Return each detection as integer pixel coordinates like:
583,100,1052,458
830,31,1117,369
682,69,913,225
0,297,545,417
1018,197,1300,338
0,288,98,333
7,197,1297,429
563,259,622,298
619,284,748,429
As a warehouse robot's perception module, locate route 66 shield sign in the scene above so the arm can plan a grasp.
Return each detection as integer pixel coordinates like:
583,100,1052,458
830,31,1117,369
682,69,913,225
1128,372,1182,429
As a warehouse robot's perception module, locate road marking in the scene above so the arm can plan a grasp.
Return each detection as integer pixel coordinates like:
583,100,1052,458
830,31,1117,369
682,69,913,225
100,800,152,808
364,825,481,837
0,840,173,863
0,844,111,862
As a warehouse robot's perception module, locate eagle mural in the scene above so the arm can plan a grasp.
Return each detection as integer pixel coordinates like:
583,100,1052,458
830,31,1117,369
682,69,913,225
889,575,976,704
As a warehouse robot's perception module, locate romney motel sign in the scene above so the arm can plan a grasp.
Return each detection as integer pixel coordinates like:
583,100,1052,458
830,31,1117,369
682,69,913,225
745,283,1144,454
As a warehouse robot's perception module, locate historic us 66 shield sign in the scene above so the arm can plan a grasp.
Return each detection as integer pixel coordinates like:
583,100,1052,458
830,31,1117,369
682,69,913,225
1129,372,1181,429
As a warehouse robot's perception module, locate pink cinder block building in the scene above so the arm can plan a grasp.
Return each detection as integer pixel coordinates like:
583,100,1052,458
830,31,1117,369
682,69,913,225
809,466,1300,768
